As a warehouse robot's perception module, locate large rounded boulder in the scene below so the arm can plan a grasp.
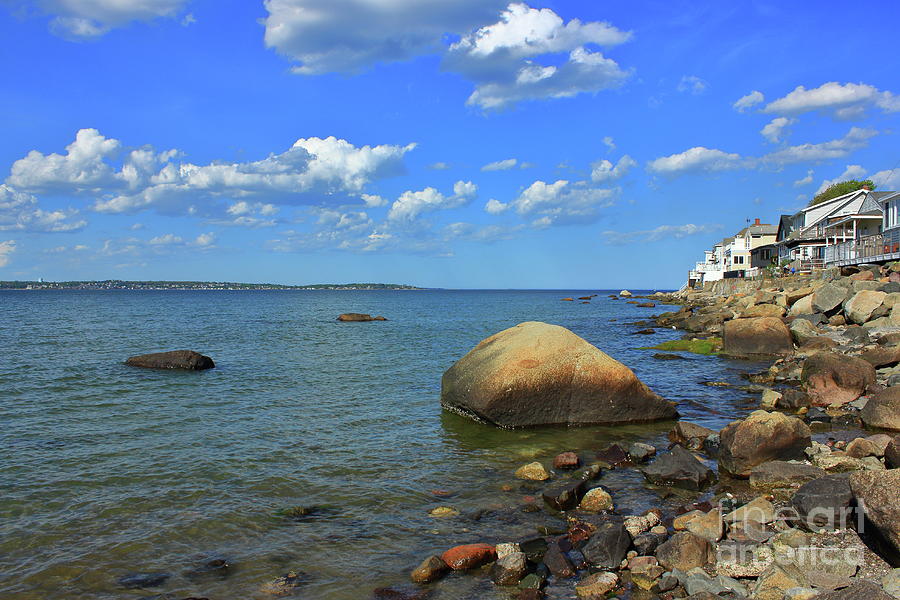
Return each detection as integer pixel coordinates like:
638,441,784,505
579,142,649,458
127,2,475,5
860,386,900,431
440,321,678,428
722,317,793,358
718,410,811,477
801,352,875,407
125,350,215,370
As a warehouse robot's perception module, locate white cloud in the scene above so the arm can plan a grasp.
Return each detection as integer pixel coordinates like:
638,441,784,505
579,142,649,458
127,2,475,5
793,170,814,187
0,184,86,232
590,155,636,182
647,147,743,176
484,198,509,214
733,90,764,112
760,117,795,143
815,164,868,195
762,127,877,166
6,129,415,216
29,0,189,38
263,0,507,74
603,223,722,245
764,82,900,118
445,4,631,110
872,168,900,190
482,158,518,171
602,136,616,153
677,75,707,95
510,179,615,225
387,180,477,221
0,240,15,267
442,222,523,242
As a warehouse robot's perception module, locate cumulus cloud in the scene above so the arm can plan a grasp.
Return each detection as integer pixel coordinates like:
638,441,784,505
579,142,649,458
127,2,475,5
590,155,636,182
445,3,631,110
793,170,814,187
387,180,477,221
762,127,877,166
0,240,15,267
677,75,707,95
26,0,189,38
484,198,509,214
510,179,615,225
602,136,616,152
103,232,216,256
6,129,415,218
263,0,507,74
764,82,900,118
603,223,722,245
733,90,764,112
482,158,518,171
815,164,868,195
872,168,900,190
0,184,86,232
760,117,795,143
442,222,524,243
647,147,743,176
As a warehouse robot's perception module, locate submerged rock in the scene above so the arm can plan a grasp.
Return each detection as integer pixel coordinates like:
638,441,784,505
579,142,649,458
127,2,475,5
337,313,387,321
117,572,171,589
259,571,308,596
642,446,715,491
441,543,496,570
125,350,214,370
440,321,677,428
410,556,448,584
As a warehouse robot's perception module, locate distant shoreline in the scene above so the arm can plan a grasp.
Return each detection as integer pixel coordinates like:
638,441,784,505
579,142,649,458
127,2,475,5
0,280,423,291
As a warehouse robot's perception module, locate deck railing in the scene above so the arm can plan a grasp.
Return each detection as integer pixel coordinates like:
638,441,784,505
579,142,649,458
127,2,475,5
824,232,898,265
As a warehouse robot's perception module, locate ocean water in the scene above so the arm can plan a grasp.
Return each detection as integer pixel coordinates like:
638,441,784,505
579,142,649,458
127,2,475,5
0,290,764,599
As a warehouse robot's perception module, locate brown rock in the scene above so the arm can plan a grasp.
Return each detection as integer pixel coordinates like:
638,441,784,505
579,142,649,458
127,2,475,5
718,410,811,477
742,304,786,319
814,580,894,600
801,352,876,407
669,421,717,451
850,270,875,281
722,317,793,358
655,532,715,571
553,451,581,470
850,469,900,563
125,349,214,370
441,543,496,570
562,297,574,301
337,313,387,322
440,321,677,428
410,556,448,583
860,346,900,368
860,386,900,431
845,437,883,458
885,435,900,468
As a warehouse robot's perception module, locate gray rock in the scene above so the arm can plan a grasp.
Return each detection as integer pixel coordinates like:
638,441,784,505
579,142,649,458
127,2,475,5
581,519,630,570
749,460,825,489
812,283,849,314
790,474,854,531
125,350,214,370
642,445,715,490
490,551,527,585
814,580,895,600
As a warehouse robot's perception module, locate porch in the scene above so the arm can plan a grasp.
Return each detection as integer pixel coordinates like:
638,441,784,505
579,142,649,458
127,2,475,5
825,230,900,267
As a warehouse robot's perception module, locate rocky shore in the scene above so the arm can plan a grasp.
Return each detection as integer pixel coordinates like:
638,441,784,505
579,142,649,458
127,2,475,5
367,268,900,600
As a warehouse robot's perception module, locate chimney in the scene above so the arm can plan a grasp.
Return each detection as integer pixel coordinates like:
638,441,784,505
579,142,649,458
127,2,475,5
862,185,872,192
754,218,761,226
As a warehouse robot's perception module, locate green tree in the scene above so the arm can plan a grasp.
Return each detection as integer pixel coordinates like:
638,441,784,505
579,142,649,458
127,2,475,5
808,179,876,206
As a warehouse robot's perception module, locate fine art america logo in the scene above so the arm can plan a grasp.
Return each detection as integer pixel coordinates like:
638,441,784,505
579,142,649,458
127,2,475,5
714,498,867,568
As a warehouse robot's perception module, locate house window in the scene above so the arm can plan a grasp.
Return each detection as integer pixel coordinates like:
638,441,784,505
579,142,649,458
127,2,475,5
887,200,900,230
734,256,744,265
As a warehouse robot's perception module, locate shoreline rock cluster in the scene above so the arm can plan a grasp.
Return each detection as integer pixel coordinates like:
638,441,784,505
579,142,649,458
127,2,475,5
379,270,900,600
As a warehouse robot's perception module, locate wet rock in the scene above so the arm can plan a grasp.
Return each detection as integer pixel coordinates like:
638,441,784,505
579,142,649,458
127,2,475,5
722,317,793,357
642,445,715,490
440,321,677,427
596,443,631,467
516,462,551,481
633,532,662,555
125,350,214,370
337,313,387,321
441,543,496,570
655,532,715,571
861,386,900,431
718,410,811,477
578,487,613,512
372,586,431,600
653,353,686,360
801,352,876,406
117,572,171,589
410,556,448,583
850,469,900,561
633,328,656,335
542,479,588,511
552,451,580,470
624,511,662,537
669,421,716,451
518,537,548,562
581,519,631,569
791,474,854,531
491,551,527,585
259,571,308,596
574,572,618,598
542,542,575,578
428,506,458,517
628,442,657,462
749,460,825,489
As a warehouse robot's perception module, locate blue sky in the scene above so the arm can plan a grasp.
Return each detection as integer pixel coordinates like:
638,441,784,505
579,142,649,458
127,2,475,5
1,0,899,288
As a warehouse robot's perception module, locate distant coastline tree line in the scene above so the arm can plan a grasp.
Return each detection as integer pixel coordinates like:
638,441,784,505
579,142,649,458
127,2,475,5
0,280,422,290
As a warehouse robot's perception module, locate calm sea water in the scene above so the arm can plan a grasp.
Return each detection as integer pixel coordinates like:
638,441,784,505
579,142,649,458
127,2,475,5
0,290,764,599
